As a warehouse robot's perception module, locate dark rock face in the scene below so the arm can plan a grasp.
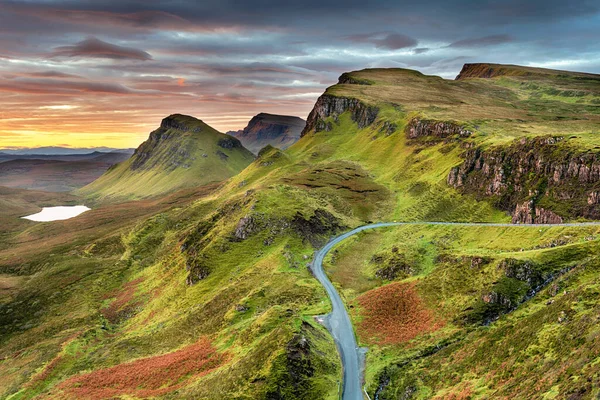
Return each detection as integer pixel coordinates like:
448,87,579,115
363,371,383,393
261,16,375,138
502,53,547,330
217,136,243,149
447,136,600,222
228,113,305,154
301,94,379,137
291,209,343,247
233,216,259,240
160,115,204,132
337,72,373,85
406,117,472,140
512,201,563,224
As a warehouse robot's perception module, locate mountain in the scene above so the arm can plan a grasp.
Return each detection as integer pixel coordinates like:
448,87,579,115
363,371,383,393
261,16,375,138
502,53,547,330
3,64,600,399
227,113,305,154
0,147,135,156
79,114,255,201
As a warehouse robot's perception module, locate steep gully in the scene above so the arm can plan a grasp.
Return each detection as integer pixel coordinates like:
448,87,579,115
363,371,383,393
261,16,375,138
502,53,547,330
311,221,600,400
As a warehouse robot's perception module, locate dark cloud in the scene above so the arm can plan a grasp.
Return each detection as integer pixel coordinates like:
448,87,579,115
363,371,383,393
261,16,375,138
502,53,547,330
345,32,418,50
52,37,152,60
447,34,514,48
0,77,135,94
0,0,598,147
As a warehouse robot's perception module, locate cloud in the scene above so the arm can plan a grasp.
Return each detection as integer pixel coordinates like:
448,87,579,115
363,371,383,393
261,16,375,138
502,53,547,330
52,37,152,60
413,47,429,54
447,34,514,48
345,32,418,50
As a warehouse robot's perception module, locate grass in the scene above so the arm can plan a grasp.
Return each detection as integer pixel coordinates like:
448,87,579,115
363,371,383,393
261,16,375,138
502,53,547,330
3,64,600,398
321,223,600,398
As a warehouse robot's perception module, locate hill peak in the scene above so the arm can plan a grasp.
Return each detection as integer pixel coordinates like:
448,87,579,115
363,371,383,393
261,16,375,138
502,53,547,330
160,114,208,132
455,63,600,80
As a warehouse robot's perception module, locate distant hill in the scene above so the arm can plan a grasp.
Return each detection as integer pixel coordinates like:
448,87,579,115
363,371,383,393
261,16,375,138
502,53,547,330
0,146,135,156
0,150,134,163
79,114,255,201
227,113,305,154
0,151,132,192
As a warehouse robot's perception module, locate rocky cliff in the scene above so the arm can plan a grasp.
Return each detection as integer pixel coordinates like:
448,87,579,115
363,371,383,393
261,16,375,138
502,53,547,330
456,63,600,81
405,117,472,141
447,136,600,222
228,113,305,154
301,94,379,137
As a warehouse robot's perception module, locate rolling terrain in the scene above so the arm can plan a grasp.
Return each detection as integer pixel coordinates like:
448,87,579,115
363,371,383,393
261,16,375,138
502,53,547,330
2,63,600,399
0,153,131,192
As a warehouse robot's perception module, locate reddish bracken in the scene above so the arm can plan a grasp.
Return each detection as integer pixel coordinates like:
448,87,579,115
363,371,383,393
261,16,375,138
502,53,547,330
57,338,228,399
100,277,144,323
357,282,444,345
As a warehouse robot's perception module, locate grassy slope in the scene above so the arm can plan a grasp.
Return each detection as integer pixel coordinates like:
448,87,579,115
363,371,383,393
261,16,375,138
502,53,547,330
308,66,600,398
2,65,600,399
79,114,255,202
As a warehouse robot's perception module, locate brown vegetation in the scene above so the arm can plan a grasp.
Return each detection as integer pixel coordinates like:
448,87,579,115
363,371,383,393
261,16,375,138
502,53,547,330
57,338,228,399
357,282,444,345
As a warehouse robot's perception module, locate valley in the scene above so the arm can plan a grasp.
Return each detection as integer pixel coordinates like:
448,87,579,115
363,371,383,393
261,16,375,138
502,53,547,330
2,63,600,399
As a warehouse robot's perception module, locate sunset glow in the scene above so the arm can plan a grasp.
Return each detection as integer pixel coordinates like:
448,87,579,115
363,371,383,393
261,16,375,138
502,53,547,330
1,1,599,148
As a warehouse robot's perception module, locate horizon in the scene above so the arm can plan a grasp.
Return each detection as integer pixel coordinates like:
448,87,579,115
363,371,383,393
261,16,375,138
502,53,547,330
2,0,600,149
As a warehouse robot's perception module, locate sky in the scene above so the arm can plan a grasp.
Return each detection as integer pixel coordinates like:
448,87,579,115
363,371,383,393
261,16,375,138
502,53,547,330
1,0,599,149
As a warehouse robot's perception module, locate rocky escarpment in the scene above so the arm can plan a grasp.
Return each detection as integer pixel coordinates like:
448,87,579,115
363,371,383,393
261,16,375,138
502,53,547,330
455,63,600,81
512,201,563,224
405,117,472,141
159,114,204,132
448,136,600,222
228,113,305,154
301,94,379,137
337,72,373,85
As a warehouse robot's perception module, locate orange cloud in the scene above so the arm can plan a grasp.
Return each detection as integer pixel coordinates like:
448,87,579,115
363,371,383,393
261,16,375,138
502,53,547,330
177,78,185,86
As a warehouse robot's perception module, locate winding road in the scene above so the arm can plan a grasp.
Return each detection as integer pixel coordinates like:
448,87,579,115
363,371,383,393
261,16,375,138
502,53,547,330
311,221,600,400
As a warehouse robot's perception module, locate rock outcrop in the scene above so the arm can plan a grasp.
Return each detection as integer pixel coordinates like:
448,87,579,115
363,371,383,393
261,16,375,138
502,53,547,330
228,113,305,154
511,201,563,224
406,117,472,140
301,94,379,137
337,72,373,85
455,63,600,81
448,136,600,222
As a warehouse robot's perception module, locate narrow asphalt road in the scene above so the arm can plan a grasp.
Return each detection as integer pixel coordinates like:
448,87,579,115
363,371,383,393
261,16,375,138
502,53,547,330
311,221,600,400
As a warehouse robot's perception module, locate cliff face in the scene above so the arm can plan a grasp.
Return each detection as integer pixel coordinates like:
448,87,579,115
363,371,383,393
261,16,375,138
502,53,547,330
229,113,305,154
301,94,379,137
406,118,472,140
447,136,600,222
455,63,600,81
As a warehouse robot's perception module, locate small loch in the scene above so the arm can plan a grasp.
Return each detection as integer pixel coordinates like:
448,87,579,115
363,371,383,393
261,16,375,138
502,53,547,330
22,205,91,222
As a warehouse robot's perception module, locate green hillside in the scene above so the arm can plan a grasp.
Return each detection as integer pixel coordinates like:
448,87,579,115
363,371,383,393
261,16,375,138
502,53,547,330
79,114,255,201
2,64,600,399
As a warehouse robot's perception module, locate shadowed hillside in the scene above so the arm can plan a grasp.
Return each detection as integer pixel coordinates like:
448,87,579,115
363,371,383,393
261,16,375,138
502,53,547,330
228,113,306,154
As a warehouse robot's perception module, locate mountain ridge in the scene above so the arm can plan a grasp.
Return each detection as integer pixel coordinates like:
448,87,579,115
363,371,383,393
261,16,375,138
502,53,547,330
228,112,305,154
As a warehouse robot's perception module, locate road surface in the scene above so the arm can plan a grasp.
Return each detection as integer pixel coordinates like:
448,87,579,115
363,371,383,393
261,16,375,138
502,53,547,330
311,221,600,400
